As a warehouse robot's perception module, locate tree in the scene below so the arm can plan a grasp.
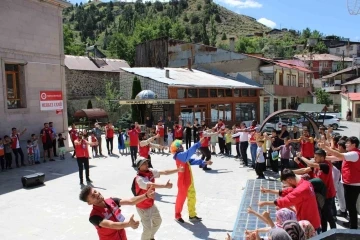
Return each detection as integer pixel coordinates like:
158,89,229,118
95,79,122,113
201,20,209,45
170,22,185,40
63,25,85,55
221,32,227,40
154,1,163,11
131,77,143,122
209,16,217,46
313,41,328,54
87,100,93,109
315,89,333,106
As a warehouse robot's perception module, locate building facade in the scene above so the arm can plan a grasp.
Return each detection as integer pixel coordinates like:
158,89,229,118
64,55,129,117
329,44,360,58
0,0,70,137
119,67,261,126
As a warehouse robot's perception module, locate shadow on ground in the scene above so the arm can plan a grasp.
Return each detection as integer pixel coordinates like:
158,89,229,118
177,221,231,240
0,152,92,195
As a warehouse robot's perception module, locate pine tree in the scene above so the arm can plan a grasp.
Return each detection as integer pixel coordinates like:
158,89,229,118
221,32,227,40
87,100,93,109
201,20,209,45
210,16,217,46
131,77,143,122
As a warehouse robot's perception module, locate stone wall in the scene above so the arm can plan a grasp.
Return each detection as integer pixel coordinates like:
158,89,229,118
0,0,68,139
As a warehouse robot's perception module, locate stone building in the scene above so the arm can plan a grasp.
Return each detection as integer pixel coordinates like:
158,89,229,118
64,55,129,117
0,0,71,138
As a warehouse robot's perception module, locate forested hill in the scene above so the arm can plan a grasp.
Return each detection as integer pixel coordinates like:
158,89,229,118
62,0,328,66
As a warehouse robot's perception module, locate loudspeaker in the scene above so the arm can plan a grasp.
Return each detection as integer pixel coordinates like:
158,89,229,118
21,172,45,188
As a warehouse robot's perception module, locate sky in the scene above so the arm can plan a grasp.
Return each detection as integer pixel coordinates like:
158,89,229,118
68,0,360,41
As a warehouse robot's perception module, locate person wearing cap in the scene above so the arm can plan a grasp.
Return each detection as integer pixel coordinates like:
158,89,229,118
134,158,184,240
170,138,213,223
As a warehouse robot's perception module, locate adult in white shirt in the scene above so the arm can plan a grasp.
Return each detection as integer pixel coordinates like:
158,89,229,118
232,122,249,166
318,136,360,229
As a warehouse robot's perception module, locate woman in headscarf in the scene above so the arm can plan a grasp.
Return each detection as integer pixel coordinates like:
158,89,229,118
282,220,305,240
275,208,297,228
298,220,317,239
247,207,296,231
268,228,292,240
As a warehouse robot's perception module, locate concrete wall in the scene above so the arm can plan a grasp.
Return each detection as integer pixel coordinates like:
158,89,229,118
0,0,68,140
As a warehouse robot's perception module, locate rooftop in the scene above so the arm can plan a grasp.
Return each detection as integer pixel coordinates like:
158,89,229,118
277,59,308,68
342,77,360,86
322,66,360,79
65,55,130,72
294,54,353,62
341,92,360,101
43,0,72,8
120,67,262,89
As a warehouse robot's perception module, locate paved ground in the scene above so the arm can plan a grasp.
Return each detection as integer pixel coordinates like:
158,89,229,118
0,120,358,240
0,139,257,240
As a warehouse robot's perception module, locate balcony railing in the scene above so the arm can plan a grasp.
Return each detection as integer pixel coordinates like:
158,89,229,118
262,84,312,97
322,86,341,92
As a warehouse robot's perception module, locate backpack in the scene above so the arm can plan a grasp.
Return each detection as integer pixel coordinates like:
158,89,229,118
131,175,141,196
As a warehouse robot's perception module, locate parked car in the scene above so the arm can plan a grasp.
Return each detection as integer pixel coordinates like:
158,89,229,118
316,114,341,129
265,117,302,131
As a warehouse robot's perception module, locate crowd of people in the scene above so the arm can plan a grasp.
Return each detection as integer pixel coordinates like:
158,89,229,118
2,116,359,240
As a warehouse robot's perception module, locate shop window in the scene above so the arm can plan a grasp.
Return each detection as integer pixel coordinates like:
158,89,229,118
177,89,186,99
218,89,224,97
5,63,26,109
187,89,198,98
274,98,278,111
249,89,256,96
242,89,248,97
210,89,217,97
235,103,257,121
225,89,233,97
199,89,208,98
211,104,232,122
234,89,240,97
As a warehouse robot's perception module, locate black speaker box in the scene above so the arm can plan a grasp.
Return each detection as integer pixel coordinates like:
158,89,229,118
21,173,45,188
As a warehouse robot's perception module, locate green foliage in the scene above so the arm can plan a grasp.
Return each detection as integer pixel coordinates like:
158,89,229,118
87,100,93,109
221,32,227,40
313,41,329,54
197,3,202,11
63,25,85,55
210,16,217,47
131,77,143,122
95,79,122,113
315,89,333,106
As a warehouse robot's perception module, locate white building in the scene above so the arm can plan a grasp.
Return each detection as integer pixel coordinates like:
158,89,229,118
329,44,360,58
0,0,71,137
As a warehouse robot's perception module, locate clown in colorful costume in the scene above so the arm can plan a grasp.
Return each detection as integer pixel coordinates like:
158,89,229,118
171,139,212,223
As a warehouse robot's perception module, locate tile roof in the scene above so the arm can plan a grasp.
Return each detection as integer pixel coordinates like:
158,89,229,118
294,54,353,62
341,92,360,101
65,55,130,72
277,60,308,68
120,67,262,89
243,54,313,73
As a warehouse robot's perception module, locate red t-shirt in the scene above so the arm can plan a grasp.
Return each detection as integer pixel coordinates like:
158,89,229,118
276,178,321,229
128,129,140,147
69,129,78,142
156,125,164,137
174,125,183,138
75,140,89,158
300,138,314,158
105,125,114,138
314,161,336,199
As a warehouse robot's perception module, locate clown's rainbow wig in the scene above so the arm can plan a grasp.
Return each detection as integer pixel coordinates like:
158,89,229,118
170,140,183,154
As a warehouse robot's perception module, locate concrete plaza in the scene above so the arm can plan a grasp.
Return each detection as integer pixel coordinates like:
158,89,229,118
0,140,256,240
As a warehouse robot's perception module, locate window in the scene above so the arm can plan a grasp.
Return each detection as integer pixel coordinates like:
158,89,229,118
234,89,240,97
249,89,256,96
187,89,198,98
199,89,208,98
218,89,224,97
291,75,296,86
336,48,340,53
281,98,287,109
177,89,186,99
225,89,233,97
210,89,217,97
274,98,278,111
241,89,248,97
349,45,354,51
5,63,26,109
287,74,291,86
211,104,232,122
235,103,257,121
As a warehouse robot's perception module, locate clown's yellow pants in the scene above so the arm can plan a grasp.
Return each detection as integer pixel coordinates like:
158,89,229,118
187,170,197,218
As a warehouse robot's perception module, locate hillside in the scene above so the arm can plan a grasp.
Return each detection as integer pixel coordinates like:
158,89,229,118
62,0,327,65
